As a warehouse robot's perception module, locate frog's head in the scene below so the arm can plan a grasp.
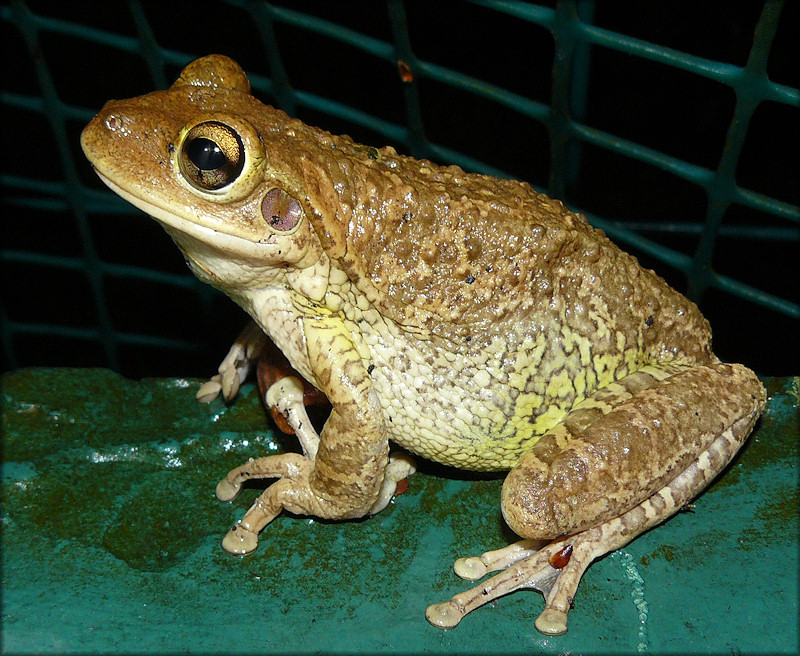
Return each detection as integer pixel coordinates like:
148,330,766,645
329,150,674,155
81,55,328,291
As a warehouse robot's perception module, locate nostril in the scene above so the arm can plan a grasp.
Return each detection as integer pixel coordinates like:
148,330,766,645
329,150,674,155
104,113,132,135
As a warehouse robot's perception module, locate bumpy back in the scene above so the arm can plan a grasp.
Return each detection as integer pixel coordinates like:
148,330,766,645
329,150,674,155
293,125,714,366
298,131,595,329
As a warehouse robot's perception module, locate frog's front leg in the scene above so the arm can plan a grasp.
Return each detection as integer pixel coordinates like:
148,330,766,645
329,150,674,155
216,317,392,556
427,362,765,634
217,371,414,518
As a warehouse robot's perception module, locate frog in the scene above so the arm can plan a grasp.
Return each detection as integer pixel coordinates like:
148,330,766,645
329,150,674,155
80,55,766,635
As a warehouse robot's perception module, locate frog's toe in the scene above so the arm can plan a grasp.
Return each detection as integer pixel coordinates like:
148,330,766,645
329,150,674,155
534,608,569,636
453,539,542,581
215,454,305,502
216,477,241,502
453,556,487,581
195,363,243,403
425,600,467,629
368,452,416,515
221,522,259,556
196,376,223,403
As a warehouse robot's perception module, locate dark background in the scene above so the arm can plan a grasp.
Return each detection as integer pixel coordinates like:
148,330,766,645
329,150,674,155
1,0,797,378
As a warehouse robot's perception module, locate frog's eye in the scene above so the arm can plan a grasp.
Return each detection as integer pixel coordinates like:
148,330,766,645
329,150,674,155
179,121,245,191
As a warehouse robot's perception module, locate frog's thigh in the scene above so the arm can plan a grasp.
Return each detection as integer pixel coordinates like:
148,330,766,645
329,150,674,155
501,362,766,540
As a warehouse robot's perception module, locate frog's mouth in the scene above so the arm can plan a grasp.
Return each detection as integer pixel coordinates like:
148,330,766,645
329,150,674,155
94,169,274,262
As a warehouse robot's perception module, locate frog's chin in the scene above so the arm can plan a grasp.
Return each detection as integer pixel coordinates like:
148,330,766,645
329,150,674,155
94,171,276,263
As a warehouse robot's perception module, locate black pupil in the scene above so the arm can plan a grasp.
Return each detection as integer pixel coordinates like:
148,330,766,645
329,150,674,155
187,137,226,170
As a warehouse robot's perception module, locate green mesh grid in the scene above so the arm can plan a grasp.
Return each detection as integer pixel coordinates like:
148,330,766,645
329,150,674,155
1,0,798,378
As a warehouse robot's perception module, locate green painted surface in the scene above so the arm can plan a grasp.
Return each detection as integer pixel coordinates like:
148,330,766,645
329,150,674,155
2,368,797,654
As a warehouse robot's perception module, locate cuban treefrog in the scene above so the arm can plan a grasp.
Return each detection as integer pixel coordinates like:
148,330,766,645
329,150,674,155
81,55,765,635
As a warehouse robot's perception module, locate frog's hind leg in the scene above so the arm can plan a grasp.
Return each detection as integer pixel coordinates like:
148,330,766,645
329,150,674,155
426,362,765,634
196,321,267,403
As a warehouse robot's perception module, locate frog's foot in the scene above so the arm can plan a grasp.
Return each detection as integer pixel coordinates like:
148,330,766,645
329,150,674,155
217,448,412,518
216,452,326,555
426,535,578,634
426,410,757,635
196,322,267,403
216,449,399,556
369,452,416,515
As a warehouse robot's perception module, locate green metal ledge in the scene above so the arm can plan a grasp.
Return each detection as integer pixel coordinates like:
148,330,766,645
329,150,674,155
2,368,797,654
